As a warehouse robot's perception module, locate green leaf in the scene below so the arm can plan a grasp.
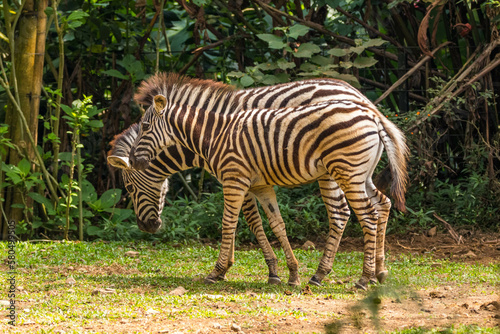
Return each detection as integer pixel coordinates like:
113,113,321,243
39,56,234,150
29,192,55,215
300,63,319,72
87,120,103,128
32,220,44,229
349,45,366,54
104,208,133,222
294,43,321,58
310,55,333,66
276,59,296,70
18,158,31,175
81,180,97,203
227,71,245,78
321,70,340,77
353,56,378,68
192,0,208,5
66,10,89,30
240,75,255,87
362,38,387,48
102,69,128,80
58,152,74,162
11,203,25,209
288,24,310,39
67,10,89,22
60,104,74,117
257,34,287,49
274,72,290,83
99,188,122,209
337,74,360,88
261,75,281,86
86,225,103,236
255,62,278,71
328,48,348,57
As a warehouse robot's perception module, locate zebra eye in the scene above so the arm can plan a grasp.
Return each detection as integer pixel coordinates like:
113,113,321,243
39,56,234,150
142,122,150,131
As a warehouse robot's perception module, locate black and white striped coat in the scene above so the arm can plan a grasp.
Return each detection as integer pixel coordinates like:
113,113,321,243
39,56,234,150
128,73,409,288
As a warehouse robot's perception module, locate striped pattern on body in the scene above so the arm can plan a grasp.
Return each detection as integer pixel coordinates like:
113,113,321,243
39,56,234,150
109,76,390,286
129,73,409,288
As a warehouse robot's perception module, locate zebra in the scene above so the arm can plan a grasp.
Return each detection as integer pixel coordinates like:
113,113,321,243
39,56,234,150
109,76,392,287
128,73,409,289
109,124,281,284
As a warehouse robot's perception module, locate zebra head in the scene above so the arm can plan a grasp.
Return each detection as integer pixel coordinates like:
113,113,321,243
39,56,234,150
108,124,168,234
130,94,173,171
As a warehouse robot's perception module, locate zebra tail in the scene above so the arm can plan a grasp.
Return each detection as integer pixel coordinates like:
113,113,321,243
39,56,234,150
377,117,410,212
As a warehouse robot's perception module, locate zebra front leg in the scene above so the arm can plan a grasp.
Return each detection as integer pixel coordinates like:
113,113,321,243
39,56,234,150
205,182,248,284
309,177,350,286
242,193,281,284
252,186,300,286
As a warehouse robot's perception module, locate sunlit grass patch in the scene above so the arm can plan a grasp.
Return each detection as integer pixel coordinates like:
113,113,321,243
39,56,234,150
1,241,498,333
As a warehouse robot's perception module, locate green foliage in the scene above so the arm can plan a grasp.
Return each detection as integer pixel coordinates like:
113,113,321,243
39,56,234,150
230,27,385,88
1,0,499,243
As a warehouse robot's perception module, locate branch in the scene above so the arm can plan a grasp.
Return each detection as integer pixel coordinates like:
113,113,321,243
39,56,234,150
335,7,403,49
251,0,446,78
374,42,452,105
433,213,463,244
408,41,500,132
358,77,428,103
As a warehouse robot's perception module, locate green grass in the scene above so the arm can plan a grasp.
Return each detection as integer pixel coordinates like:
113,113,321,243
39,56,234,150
1,241,499,333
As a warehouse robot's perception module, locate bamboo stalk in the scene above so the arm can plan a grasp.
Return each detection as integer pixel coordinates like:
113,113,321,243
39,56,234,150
51,0,64,183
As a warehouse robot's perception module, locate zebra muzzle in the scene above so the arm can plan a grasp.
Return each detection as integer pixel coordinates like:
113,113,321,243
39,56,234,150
137,217,162,233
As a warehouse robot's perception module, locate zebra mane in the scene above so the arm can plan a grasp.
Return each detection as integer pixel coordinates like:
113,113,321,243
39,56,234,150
108,123,139,158
134,72,238,110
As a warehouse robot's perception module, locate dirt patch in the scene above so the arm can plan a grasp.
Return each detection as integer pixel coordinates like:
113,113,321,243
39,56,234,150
340,232,500,265
51,262,142,276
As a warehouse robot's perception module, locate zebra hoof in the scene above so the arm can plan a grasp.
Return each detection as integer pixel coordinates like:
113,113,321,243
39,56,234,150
308,276,323,287
268,276,282,285
287,279,300,287
376,271,389,284
204,277,217,284
354,279,368,291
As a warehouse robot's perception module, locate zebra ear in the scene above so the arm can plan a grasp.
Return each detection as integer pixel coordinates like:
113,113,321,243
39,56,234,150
153,94,167,116
107,156,131,170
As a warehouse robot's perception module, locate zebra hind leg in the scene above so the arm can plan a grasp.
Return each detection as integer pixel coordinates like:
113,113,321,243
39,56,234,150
309,177,350,286
342,185,379,290
367,180,392,284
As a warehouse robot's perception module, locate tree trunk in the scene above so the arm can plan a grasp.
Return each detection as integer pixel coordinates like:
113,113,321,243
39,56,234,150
1,0,47,240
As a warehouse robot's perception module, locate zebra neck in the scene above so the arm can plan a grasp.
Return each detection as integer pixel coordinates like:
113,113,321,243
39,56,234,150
165,101,239,163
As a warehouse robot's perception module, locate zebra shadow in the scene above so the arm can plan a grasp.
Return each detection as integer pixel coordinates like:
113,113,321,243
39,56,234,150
84,272,347,295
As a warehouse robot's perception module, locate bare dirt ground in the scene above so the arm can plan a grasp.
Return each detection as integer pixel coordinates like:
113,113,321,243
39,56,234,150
4,232,500,333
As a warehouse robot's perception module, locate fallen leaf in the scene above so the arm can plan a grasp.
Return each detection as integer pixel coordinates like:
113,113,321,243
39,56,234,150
301,285,313,295
301,240,315,250
427,226,437,237
231,323,241,332
145,308,160,315
169,286,187,296
124,251,140,258
429,291,445,298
